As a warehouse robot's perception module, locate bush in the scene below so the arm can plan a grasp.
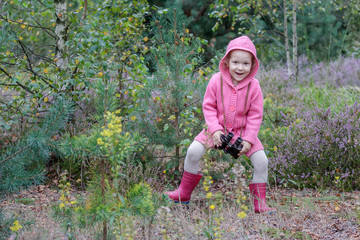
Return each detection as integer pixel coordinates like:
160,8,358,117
0,98,73,193
270,102,360,191
259,93,295,159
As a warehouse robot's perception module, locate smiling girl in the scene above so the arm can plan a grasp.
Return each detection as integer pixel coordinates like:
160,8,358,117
164,36,276,214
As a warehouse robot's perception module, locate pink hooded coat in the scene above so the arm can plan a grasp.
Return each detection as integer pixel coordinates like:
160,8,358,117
194,36,264,157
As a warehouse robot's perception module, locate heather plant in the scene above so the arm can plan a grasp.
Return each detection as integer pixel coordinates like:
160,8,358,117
258,56,360,102
297,56,360,87
257,63,291,98
270,102,360,191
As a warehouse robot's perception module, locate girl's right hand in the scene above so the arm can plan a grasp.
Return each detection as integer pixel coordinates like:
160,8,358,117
212,131,224,147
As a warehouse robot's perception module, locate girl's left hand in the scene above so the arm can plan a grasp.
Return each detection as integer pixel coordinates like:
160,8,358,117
239,141,251,156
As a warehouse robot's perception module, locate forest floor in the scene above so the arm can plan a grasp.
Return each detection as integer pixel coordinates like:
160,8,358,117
1,182,360,240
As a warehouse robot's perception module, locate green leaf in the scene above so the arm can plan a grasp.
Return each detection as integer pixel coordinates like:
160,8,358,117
179,139,191,146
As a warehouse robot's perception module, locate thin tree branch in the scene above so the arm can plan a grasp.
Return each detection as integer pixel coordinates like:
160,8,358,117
0,66,35,94
0,145,31,165
81,0,88,21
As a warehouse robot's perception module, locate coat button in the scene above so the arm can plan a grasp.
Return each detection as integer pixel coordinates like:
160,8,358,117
232,89,236,94
230,106,235,112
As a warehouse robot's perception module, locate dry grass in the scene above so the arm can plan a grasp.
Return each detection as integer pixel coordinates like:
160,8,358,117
148,187,360,240
1,183,359,240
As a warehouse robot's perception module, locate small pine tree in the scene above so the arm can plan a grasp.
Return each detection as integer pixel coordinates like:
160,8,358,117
134,5,206,171
0,97,74,193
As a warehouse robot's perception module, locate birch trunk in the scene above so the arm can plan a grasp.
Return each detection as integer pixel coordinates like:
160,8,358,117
292,0,298,81
54,0,68,70
0,0,4,12
284,0,293,78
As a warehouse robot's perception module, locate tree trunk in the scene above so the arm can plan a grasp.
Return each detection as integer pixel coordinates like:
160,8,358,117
0,0,5,12
81,0,88,21
54,0,68,70
175,111,181,172
292,0,298,81
284,0,293,78
100,158,108,240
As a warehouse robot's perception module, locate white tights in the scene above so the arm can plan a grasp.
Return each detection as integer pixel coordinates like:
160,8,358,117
184,141,269,183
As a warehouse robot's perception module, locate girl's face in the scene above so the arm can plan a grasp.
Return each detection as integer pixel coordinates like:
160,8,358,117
227,50,253,86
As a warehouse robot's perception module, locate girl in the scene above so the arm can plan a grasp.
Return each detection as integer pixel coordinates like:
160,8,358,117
165,36,275,213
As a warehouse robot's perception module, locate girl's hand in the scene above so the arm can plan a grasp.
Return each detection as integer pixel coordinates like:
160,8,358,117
239,141,251,156
212,131,224,147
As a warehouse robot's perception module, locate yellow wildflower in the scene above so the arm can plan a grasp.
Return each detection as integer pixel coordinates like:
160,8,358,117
206,192,213,199
210,204,215,210
9,220,22,232
241,205,248,211
237,211,247,219
59,203,65,209
143,36,149,42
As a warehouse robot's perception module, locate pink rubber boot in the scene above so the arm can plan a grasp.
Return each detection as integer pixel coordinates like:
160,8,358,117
164,171,202,204
249,183,276,214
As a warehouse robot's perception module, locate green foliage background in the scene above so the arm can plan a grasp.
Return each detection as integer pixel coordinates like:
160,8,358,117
1,0,360,195
0,0,359,238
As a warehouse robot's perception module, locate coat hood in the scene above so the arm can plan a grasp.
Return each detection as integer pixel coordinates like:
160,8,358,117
219,36,259,89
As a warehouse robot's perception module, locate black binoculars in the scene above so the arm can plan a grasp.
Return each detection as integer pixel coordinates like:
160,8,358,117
215,132,243,159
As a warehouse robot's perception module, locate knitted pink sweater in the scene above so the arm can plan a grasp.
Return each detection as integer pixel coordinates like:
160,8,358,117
194,36,264,157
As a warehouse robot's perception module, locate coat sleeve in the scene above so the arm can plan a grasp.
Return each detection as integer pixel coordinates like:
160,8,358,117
202,74,224,135
242,81,264,145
